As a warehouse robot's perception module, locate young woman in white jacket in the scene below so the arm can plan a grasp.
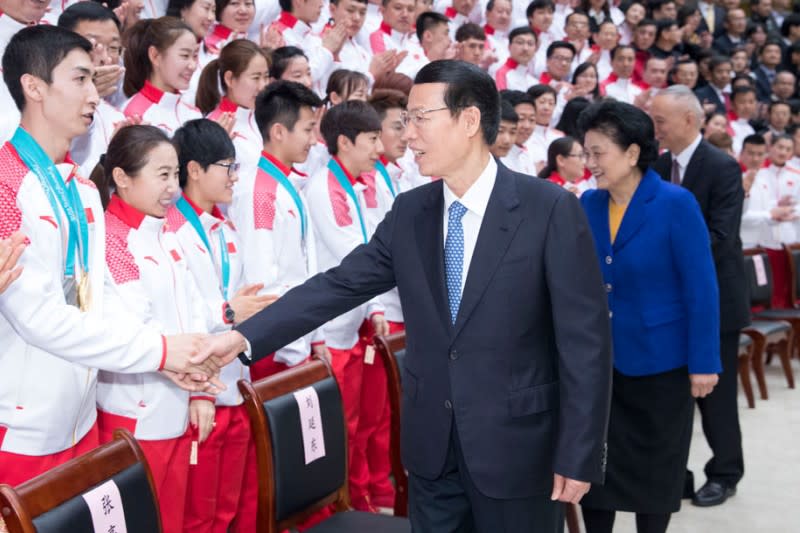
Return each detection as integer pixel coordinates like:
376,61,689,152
92,125,223,533
170,119,275,533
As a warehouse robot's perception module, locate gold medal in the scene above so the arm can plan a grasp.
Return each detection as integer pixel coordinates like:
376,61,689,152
77,272,92,312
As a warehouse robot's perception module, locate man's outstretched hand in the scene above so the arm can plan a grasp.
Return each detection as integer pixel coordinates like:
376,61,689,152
192,330,250,368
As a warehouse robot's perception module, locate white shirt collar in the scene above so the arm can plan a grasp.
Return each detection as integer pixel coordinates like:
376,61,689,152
443,155,497,218
673,133,703,170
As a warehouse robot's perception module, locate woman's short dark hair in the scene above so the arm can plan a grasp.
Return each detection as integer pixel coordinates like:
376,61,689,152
555,96,591,138
577,100,658,172
320,101,383,156
571,62,600,99
173,119,236,187
414,59,501,145
269,46,308,79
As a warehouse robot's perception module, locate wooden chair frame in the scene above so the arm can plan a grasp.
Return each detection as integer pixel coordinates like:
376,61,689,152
782,242,800,359
738,336,756,409
0,429,160,533
742,248,796,399
238,357,350,533
373,332,408,518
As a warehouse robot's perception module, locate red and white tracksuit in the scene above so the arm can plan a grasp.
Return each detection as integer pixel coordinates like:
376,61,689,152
743,162,800,307
122,80,203,135
166,195,257,533
0,144,165,487
207,97,263,186
525,124,565,170
99,194,221,533
229,151,323,381
304,156,385,510
269,11,334,95
491,58,539,91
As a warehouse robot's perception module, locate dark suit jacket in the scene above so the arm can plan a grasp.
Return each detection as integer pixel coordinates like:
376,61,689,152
236,160,613,499
694,84,727,115
697,5,727,38
652,141,750,333
712,34,745,58
753,65,775,103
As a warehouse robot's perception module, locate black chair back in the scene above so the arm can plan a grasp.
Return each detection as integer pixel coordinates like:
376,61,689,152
744,251,773,308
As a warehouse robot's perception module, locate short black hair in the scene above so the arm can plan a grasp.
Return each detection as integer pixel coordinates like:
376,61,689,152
279,0,292,11
414,59,501,145
416,11,450,42
709,55,732,72
547,40,576,59
2,25,92,112
527,0,554,19
320,100,383,155
655,18,678,40
269,46,308,79
650,0,675,12
611,44,635,60
769,100,792,114
771,133,794,146
636,18,657,29
742,133,766,147
565,10,589,26
731,85,756,101
577,99,658,173
172,119,236,187
368,88,408,120
759,39,784,56
58,1,120,30
780,13,800,38
500,89,535,108
527,83,557,102
455,22,486,42
508,26,536,45
255,80,323,141
500,100,519,123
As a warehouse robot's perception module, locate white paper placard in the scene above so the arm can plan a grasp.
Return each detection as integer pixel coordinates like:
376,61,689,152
81,478,127,533
753,254,768,286
293,386,326,465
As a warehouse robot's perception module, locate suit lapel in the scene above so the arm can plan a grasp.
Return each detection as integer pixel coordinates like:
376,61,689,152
585,189,613,257
451,166,522,341
414,181,451,333
681,140,706,191
612,169,660,252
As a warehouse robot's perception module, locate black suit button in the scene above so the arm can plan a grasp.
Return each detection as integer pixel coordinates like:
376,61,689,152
449,350,458,360
444,400,453,409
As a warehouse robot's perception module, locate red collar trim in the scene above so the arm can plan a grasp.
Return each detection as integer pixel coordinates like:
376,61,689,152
219,97,238,113
333,156,358,185
181,192,225,220
444,6,458,18
604,73,619,84
484,24,495,35
532,26,542,36
141,80,166,103
547,171,566,186
278,11,299,28
211,23,232,40
504,57,519,69
727,109,739,121
379,154,391,166
540,72,552,84
108,194,146,229
262,150,292,176
380,21,393,35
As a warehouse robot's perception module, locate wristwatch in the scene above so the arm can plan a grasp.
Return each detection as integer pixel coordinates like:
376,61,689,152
223,301,235,324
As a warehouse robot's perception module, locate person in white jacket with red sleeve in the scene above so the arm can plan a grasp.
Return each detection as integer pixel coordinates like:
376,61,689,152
229,81,330,382
304,100,390,511
170,119,275,533
0,27,219,489
94,125,228,533
121,17,203,135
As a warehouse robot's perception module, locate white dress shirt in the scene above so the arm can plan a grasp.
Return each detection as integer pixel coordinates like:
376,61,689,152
442,155,497,294
670,134,703,183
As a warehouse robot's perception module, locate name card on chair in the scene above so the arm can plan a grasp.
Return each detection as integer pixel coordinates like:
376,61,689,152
753,255,768,286
293,386,326,464
82,479,127,533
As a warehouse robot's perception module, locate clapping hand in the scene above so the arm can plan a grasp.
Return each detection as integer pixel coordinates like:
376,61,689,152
0,231,26,295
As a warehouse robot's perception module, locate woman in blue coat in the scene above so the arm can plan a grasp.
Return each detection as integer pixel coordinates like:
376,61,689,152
576,100,722,533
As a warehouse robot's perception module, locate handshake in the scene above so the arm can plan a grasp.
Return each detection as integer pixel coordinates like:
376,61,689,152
160,330,251,393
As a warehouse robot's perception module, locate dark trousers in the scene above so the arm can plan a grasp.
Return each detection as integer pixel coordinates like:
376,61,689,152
696,331,744,486
408,424,563,533
582,508,671,533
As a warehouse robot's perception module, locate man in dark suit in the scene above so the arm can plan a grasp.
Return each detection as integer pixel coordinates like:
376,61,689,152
198,60,613,532
712,8,748,57
695,55,733,115
651,86,750,508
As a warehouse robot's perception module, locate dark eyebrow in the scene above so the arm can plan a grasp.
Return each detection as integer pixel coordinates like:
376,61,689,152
74,66,93,75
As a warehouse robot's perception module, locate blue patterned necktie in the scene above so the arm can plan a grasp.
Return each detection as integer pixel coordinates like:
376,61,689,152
445,201,468,324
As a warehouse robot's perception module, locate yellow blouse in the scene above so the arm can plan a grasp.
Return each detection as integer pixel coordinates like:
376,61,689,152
609,199,628,243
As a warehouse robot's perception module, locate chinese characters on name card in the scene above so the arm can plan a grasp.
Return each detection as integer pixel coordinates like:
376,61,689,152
293,386,326,464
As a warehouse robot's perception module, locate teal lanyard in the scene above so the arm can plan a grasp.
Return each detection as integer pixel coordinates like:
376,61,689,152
10,127,88,277
175,196,230,300
257,156,307,239
374,160,396,198
328,159,368,244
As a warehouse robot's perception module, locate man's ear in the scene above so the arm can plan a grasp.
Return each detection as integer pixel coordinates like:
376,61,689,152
19,73,45,104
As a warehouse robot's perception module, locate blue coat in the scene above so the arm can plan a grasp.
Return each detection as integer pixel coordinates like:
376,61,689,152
581,169,722,376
